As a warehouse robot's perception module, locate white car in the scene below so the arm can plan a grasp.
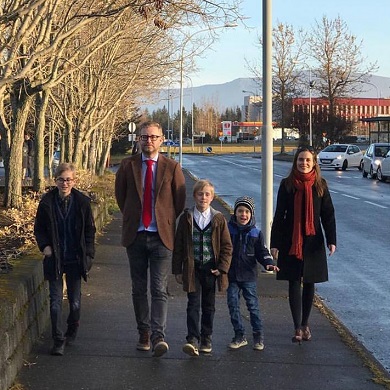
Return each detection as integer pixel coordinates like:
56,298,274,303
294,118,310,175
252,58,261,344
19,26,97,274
318,144,363,171
377,149,390,182
362,143,390,179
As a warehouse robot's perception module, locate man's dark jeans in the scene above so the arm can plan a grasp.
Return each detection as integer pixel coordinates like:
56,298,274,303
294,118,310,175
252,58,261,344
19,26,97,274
126,232,171,342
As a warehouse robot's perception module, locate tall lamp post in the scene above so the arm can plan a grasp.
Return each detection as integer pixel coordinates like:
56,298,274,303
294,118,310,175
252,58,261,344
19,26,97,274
309,68,313,146
179,24,237,165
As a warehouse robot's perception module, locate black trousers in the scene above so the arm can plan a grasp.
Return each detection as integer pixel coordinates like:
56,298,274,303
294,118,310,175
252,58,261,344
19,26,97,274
186,266,216,342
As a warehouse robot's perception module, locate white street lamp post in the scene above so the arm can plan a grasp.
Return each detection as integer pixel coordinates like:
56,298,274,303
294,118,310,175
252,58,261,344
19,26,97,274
309,68,313,146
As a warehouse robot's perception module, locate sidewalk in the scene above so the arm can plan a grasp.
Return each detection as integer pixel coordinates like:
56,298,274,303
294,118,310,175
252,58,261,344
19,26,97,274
15,170,389,390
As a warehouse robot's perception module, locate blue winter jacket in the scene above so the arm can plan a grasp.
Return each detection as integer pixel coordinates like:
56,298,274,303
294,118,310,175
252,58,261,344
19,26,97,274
228,215,274,282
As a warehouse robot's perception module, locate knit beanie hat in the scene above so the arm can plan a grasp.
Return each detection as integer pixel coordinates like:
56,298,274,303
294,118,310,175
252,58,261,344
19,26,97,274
234,196,255,216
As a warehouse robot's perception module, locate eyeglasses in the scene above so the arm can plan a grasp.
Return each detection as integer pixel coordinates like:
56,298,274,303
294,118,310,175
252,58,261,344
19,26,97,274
139,135,161,142
56,178,74,184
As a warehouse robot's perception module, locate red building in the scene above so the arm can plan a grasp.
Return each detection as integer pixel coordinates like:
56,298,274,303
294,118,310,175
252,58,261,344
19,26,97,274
292,97,390,136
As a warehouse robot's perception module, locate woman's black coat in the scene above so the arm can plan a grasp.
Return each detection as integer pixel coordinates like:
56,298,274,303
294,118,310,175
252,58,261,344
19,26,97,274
270,178,336,283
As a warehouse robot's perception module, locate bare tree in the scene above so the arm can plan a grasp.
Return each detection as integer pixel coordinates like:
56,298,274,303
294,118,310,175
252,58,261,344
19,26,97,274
307,15,377,141
0,0,242,208
271,23,306,153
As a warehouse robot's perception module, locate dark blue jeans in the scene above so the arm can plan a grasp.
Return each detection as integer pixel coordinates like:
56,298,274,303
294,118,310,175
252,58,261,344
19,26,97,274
49,264,81,341
186,267,216,342
126,232,171,342
227,281,263,337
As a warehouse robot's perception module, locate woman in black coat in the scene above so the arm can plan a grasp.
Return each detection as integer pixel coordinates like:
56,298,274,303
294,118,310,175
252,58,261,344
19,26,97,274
270,146,336,344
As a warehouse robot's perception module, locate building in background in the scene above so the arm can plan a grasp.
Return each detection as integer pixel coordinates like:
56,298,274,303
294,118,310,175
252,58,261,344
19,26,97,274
242,95,262,122
292,97,390,136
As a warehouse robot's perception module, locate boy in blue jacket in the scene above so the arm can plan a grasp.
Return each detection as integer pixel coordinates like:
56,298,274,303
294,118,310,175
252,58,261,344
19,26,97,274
227,196,278,351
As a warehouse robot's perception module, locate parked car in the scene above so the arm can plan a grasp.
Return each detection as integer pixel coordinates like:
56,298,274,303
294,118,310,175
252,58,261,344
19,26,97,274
317,144,363,171
362,143,390,179
377,149,390,182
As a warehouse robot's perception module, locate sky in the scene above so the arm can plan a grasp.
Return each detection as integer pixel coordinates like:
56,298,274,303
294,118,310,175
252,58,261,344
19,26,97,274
189,0,390,87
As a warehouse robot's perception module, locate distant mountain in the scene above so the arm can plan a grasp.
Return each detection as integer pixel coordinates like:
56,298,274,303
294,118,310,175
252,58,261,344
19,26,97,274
141,75,390,114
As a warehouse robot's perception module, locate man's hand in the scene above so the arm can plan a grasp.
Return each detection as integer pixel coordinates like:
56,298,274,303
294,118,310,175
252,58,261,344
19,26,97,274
175,274,183,284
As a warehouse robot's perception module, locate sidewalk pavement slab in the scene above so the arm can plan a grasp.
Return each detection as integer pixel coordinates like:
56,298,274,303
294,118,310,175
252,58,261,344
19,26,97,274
15,170,389,390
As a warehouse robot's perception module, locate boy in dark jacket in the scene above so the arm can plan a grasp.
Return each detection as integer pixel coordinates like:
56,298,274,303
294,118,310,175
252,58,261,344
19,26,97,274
34,163,96,356
227,196,278,351
173,179,232,356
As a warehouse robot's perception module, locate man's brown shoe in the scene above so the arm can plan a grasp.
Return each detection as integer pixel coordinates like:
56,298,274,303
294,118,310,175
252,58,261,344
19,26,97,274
136,332,150,351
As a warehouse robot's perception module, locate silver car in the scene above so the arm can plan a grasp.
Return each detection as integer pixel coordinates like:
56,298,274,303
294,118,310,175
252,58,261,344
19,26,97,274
377,149,390,182
362,143,390,179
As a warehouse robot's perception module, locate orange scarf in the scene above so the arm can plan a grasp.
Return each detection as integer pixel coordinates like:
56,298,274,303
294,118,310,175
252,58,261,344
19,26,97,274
289,170,316,260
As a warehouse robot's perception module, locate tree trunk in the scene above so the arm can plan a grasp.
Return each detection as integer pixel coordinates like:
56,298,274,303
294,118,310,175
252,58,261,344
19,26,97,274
34,90,51,192
4,87,33,208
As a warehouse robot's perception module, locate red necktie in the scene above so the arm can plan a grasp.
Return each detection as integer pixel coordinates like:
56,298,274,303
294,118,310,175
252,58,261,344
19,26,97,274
142,160,154,228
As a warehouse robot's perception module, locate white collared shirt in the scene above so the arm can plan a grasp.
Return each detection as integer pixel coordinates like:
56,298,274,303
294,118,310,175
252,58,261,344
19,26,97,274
193,206,212,230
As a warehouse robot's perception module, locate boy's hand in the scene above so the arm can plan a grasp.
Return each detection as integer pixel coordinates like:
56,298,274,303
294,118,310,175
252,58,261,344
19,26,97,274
211,269,221,277
175,274,183,284
266,265,279,272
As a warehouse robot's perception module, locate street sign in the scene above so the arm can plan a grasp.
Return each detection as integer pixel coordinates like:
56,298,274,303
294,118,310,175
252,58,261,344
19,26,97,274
128,122,136,133
200,131,206,137
128,134,136,142
206,147,213,153
219,136,224,141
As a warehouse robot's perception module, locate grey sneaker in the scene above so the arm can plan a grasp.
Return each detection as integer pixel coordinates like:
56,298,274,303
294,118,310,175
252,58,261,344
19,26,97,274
253,341,265,351
183,340,199,357
228,335,248,350
152,338,169,357
199,336,212,353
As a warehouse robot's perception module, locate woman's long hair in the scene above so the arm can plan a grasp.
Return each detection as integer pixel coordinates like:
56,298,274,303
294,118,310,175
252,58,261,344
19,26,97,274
284,146,327,197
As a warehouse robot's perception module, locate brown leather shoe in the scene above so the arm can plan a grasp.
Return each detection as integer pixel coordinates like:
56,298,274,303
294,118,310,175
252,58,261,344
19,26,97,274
136,332,150,351
50,340,65,356
302,326,312,341
292,329,303,345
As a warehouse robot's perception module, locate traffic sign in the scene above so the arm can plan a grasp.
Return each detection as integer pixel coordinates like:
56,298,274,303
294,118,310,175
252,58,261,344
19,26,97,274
206,147,213,153
128,122,136,133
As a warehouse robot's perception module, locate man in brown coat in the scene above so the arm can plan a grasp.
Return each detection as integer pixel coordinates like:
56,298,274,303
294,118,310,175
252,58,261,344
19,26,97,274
115,121,186,357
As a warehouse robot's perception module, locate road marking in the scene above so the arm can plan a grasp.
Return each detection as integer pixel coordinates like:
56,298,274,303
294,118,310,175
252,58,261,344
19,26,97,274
364,201,387,209
341,194,360,199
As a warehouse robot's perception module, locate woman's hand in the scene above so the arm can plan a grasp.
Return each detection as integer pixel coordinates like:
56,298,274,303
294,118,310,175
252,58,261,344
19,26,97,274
328,244,336,256
43,246,52,257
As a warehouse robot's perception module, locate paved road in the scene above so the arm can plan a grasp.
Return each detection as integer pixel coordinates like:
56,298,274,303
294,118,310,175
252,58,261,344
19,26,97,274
182,153,390,373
